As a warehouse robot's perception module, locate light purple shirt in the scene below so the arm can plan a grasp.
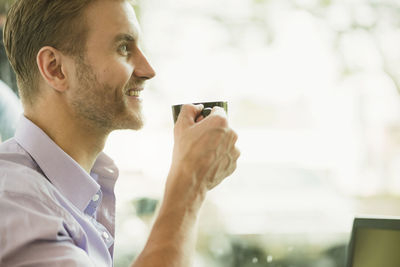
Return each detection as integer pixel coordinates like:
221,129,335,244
0,116,119,266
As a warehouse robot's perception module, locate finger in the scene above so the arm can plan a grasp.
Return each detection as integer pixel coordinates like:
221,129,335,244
195,114,205,123
203,106,228,128
214,149,239,188
226,159,237,179
224,148,240,177
225,147,240,170
228,130,238,148
218,129,237,155
232,147,241,162
210,106,227,118
176,104,204,127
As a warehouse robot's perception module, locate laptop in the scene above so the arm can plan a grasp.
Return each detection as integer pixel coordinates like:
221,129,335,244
346,217,400,267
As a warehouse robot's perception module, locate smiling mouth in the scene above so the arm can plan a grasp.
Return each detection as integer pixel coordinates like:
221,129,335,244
126,89,142,97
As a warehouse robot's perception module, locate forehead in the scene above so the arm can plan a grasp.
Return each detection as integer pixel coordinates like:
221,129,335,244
83,0,140,45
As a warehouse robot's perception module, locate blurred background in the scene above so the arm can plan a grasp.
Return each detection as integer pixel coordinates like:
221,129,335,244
105,0,400,266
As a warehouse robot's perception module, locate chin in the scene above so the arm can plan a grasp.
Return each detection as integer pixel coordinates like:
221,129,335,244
113,113,144,131
128,120,144,130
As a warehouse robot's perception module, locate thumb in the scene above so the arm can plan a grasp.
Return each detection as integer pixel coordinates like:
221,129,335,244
176,104,204,127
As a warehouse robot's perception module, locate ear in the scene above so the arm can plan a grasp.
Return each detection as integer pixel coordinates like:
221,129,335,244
36,46,69,93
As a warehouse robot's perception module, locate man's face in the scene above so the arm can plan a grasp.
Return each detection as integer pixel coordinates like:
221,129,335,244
68,0,155,132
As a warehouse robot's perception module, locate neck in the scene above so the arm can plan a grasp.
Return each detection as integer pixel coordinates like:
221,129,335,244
24,96,109,173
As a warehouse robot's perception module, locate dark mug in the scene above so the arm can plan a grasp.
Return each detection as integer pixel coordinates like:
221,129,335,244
172,101,228,123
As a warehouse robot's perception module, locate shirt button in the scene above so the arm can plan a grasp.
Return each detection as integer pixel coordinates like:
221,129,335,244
102,231,109,240
92,194,100,202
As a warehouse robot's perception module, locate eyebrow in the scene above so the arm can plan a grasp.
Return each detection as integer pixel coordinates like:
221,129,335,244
114,33,137,44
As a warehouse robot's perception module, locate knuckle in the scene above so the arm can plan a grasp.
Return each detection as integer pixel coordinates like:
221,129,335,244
233,130,238,138
230,130,238,142
181,104,194,113
233,148,241,160
210,114,228,127
209,137,221,149
211,127,227,139
231,161,237,171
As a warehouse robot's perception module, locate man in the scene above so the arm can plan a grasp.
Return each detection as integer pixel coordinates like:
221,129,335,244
0,0,239,266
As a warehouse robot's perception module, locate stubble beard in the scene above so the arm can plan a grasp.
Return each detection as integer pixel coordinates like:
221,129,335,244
70,57,144,133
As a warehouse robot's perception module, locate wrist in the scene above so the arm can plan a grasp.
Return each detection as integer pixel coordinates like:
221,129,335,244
163,165,207,215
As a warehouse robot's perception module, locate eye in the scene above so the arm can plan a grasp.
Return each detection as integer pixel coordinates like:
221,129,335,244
118,44,130,57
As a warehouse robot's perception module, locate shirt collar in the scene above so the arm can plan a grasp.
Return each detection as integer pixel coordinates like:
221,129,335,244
14,116,108,212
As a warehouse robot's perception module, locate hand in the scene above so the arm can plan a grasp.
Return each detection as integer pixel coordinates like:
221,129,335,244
134,104,239,267
169,104,240,193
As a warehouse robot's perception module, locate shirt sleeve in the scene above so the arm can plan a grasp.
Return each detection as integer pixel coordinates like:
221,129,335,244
0,192,95,266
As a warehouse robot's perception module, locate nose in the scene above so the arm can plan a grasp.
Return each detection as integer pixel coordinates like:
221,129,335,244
133,47,156,80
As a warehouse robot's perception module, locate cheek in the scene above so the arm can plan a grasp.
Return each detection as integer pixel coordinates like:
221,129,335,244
99,61,133,88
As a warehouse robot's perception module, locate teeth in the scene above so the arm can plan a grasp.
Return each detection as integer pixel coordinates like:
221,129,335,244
128,90,140,97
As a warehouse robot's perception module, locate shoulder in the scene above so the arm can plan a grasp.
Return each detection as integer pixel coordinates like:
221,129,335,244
0,162,85,262
0,149,78,222
0,158,56,204
0,138,42,172
0,141,62,214
0,158,84,246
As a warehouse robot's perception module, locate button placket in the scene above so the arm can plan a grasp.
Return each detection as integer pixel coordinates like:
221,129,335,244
84,190,103,217
95,220,114,248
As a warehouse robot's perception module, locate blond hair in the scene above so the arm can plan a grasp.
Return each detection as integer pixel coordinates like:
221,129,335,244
3,0,98,105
